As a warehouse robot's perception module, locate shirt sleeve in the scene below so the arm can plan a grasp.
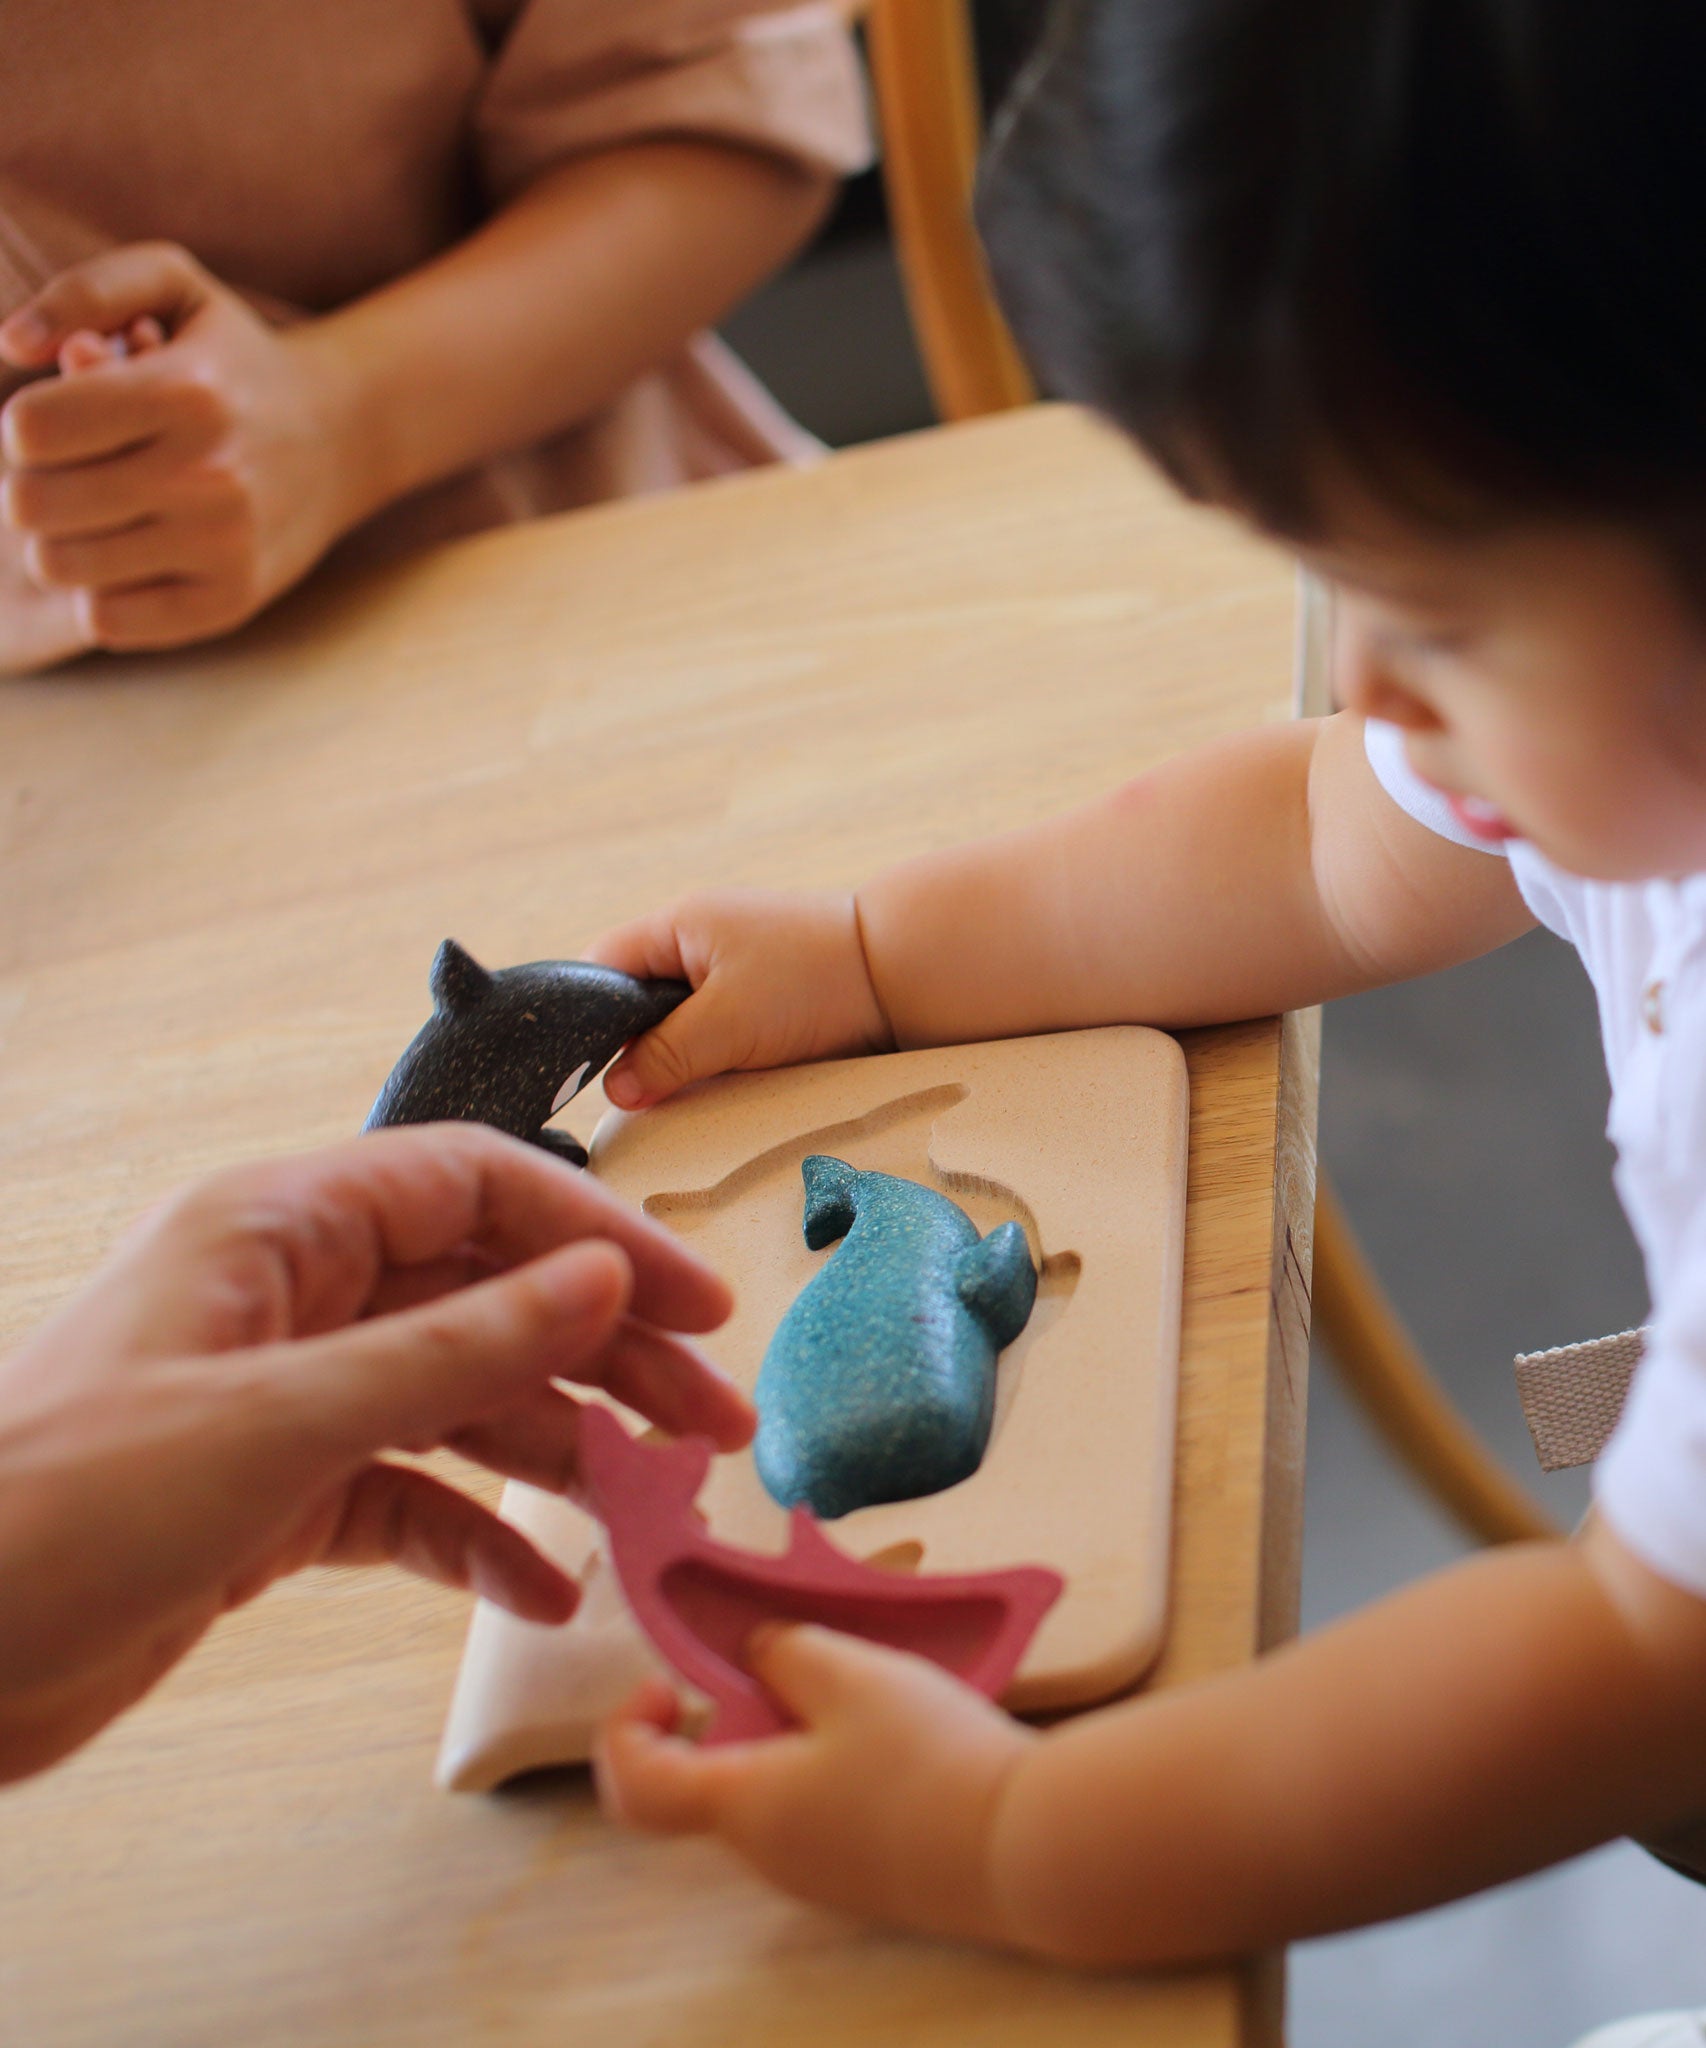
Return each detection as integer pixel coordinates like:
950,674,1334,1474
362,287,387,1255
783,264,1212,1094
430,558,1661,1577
1595,1214,1706,1600
471,0,873,206
1362,716,1511,857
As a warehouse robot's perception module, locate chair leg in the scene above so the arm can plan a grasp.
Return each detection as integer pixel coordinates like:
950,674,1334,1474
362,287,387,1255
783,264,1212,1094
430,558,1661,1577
1312,1176,1559,1545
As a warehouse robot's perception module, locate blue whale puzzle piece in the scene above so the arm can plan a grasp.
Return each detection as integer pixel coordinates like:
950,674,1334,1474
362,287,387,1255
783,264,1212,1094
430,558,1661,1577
754,1156,1039,1520
362,939,688,1166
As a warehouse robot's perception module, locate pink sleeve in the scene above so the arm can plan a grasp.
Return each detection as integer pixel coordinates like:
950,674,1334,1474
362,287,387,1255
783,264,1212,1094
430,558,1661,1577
472,0,873,203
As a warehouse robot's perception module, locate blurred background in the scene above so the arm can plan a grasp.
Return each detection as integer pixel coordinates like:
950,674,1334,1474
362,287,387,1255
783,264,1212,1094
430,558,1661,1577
722,95,1706,2047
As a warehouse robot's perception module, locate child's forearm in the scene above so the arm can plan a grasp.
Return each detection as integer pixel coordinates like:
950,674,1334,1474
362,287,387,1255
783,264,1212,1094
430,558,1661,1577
296,140,833,533
855,711,1532,1046
985,1526,1706,1967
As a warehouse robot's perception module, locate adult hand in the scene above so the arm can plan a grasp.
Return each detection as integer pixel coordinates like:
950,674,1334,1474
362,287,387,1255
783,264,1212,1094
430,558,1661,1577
0,243,366,652
0,319,165,674
0,1123,746,1784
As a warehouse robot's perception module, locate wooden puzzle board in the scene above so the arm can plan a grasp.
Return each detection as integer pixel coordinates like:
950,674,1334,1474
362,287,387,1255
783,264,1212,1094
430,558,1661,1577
439,1025,1189,1790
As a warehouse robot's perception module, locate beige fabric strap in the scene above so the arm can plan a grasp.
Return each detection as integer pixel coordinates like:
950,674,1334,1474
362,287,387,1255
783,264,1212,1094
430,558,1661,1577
1513,1328,1648,1472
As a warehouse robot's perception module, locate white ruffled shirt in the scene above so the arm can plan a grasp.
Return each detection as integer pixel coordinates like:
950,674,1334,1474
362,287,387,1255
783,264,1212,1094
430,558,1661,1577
1365,716,1706,1597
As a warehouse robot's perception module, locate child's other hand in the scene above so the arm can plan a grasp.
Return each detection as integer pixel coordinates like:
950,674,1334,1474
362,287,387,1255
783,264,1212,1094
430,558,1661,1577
585,889,894,1110
0,243,364,652
0,518,85,675
596,1623,1032,1942
0,314,167,674
0,1124,747,1785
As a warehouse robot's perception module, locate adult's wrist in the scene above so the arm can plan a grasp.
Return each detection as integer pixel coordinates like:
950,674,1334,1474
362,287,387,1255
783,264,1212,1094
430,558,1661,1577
284,314,410,542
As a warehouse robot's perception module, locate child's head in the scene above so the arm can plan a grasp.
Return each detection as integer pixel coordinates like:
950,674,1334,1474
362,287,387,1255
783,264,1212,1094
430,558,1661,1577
979,0,1706,880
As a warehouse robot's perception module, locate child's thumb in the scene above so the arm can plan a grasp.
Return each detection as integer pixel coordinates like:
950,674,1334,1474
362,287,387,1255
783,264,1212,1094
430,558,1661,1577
272,1237,633,1459
603,988,749,1109
745,1622,899,1725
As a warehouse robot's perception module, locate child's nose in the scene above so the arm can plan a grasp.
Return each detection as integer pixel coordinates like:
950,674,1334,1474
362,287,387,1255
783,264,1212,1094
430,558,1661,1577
1331,626,1438,732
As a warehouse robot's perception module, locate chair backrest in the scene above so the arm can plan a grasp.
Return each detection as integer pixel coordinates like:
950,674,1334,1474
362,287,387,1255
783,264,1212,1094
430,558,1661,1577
866,0,1035,422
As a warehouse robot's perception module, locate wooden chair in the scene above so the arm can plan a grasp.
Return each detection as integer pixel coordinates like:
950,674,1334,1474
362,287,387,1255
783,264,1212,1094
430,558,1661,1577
865,0,1558,1546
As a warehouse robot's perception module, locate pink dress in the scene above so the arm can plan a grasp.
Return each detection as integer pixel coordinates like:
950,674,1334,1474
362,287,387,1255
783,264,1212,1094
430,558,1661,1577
0,0,871,557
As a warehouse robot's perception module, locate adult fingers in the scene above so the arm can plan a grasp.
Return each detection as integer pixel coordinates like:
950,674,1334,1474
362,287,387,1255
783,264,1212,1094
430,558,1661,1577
278,1236,634,1460
326,1126,734,1333
444,1323,753,1492
74,575,248,653
364,1253,495,1319
3,437,215,539
83,1126,731,1381
25,511,241,592
443,1383,593,1493
588,1313,752,1449
1,350,220,469
0,244,211,369
323,1461,578,1624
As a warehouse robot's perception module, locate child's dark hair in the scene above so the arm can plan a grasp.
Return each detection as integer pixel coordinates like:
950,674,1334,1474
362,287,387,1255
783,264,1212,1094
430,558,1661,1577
978,0,1706,547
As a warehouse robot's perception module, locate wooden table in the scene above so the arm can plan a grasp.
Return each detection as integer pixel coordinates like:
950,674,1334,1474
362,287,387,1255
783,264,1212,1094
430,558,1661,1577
0,404,1316,2047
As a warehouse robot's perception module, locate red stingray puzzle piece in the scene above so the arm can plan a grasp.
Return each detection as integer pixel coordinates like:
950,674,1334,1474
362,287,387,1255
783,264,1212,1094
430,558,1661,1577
577,1405,1064,1744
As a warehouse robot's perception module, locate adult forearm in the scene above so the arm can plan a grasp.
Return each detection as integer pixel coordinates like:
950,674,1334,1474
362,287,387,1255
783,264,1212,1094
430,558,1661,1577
298,140,833,532
985,1538,1706,1968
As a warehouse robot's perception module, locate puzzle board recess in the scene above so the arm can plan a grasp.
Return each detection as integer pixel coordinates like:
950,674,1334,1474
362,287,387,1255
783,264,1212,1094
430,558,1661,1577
438,1025,1189,1790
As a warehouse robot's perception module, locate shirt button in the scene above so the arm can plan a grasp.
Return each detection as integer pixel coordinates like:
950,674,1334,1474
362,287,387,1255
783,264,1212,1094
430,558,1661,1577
1643,978,1666,1034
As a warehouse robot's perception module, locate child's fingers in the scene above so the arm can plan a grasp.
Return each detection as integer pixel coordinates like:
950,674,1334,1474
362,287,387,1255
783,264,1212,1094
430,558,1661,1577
125,316,167,355
0,243,208,369
596,1689,764,1834
324,1460,578,1624
745,1622,918,1725
579,908,696,984
602,982,766,1109
57,330,124,374
54,322,161,375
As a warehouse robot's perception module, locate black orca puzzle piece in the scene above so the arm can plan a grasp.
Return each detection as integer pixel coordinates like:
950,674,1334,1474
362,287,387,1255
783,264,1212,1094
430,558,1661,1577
362,939,689,1164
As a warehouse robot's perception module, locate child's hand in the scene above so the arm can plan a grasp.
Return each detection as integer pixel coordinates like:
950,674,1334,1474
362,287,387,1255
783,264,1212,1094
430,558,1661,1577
596,1623,1033,1942
0,319,165,675
0,1123,747,1785
0,243,364,652
584,889,895,1110
0,519,85,675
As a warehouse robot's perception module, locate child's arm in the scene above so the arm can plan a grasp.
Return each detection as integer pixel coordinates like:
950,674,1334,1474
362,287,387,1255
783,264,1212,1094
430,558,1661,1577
593,711,1535,1105
0,139,830,652
599,1516,1706,1964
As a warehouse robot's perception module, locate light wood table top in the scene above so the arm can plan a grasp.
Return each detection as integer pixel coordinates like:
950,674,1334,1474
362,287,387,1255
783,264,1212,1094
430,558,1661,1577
0,404,1316,2047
